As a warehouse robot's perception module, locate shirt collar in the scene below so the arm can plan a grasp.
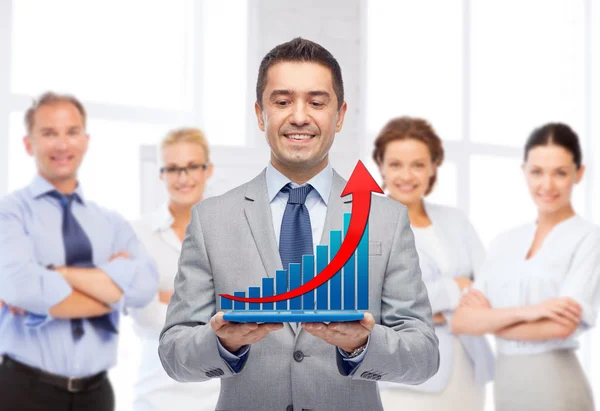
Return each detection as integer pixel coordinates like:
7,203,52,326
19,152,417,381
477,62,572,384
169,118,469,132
151,202,175,232
266,162,332,205
28,173,86,205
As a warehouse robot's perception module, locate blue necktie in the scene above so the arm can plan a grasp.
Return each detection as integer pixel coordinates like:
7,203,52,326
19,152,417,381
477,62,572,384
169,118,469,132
279,184,314,276
47,191,118,340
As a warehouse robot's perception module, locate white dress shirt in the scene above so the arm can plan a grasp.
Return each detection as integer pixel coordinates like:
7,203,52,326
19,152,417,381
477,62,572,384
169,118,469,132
473,215,600,355
265,161,331,250
130,204,220,411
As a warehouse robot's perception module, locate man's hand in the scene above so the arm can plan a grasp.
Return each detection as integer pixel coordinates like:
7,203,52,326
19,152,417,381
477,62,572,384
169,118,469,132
109,250,131,261
0,300,25,316
459,288,491,309
301,312,375,353
158,290,174,305
210,311,283,353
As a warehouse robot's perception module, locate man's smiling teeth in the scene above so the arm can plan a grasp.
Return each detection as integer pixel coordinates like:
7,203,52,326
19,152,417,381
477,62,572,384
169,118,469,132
287,134,313,140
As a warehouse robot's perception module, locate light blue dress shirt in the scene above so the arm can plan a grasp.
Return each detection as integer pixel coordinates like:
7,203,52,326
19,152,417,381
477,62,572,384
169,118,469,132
0,174,159,378
217,163,369,373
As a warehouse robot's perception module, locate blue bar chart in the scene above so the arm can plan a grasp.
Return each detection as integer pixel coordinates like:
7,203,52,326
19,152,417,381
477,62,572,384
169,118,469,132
222,212,368,323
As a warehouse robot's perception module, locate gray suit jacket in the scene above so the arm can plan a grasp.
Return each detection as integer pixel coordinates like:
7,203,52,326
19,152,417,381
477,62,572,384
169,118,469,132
159,169,439,411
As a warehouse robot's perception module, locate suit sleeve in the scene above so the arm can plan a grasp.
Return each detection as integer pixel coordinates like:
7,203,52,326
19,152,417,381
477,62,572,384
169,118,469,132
345,207,440,384
158,204,245,382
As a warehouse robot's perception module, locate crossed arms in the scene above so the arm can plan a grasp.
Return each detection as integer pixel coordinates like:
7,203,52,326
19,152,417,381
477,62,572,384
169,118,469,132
451,289,582,341
0,204,158,321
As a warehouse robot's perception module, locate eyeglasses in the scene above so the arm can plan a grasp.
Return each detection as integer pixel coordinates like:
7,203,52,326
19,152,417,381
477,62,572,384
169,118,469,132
160,163,209,177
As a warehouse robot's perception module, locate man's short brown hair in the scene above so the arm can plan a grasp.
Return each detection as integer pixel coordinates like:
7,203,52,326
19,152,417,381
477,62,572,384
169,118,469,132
24,91,87,133
256,37,344,110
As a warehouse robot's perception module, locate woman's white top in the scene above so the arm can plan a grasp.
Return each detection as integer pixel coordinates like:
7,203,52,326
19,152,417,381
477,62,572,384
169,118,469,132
473,215,600,356
382,202,494,393
412,225,452,290
130,204,220,411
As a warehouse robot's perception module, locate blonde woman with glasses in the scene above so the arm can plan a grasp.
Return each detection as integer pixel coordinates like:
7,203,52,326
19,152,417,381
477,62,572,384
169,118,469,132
130,128,218,411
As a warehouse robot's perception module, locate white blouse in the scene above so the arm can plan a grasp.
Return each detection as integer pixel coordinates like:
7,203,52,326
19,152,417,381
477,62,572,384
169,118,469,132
130,204,220,411
473,215,600,356
381,203,494,393
413,225,453,286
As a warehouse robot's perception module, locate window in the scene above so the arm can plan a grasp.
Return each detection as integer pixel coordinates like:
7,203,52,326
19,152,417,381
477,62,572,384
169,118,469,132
469,0,585,146
367,0,464,140
11,0,194,111
367,1,594,409
202,0,248,146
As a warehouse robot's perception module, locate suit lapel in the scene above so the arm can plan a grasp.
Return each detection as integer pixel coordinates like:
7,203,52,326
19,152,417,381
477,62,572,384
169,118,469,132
243,169,281,279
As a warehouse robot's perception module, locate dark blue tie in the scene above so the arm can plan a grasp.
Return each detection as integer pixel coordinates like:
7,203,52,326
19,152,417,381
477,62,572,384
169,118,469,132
47,191,118,340
279,184,314,275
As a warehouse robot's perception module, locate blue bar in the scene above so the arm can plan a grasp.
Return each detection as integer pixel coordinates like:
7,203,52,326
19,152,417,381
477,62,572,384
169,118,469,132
343,213,355,310
329,230,342,310
234,291,246,310
220,295,232,310
357,222,369,310
276,270,288,310
302,255,315,310
289,263,302,310
248,287,261,310
262,278,274,310
316,245,328,309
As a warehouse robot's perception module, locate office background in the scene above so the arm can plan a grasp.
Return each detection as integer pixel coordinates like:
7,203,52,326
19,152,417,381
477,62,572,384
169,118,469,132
1,0,599,409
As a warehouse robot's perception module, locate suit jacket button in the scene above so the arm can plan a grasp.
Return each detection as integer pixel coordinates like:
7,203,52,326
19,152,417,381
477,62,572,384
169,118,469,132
293,351,304,362
215,368,224,376
205,371,214,378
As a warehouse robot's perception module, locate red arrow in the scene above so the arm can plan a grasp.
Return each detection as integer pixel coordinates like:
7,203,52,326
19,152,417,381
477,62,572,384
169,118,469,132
219,160,383,304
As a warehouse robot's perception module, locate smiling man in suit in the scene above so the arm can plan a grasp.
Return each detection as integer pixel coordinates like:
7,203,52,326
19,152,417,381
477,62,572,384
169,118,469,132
158,37,439,411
